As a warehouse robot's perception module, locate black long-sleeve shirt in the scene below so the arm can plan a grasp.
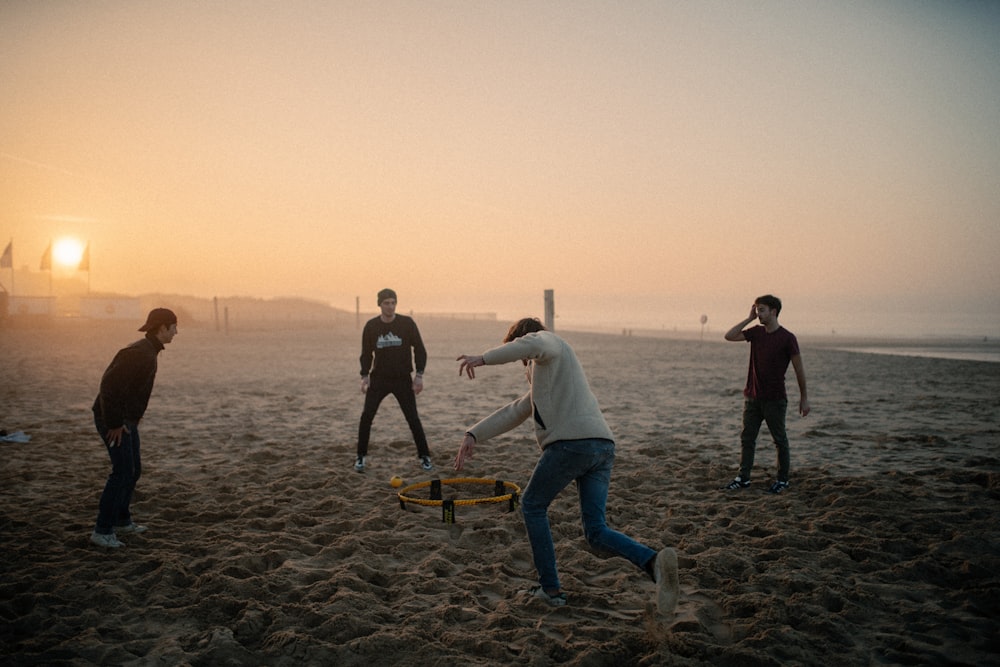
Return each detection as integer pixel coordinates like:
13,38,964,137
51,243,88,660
359,315,426,379
92,333,164,429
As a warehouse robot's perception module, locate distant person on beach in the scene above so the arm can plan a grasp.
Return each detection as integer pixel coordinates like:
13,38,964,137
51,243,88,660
355,288,432,472
90,308,178,548
721,295,809,494
454,317,680,613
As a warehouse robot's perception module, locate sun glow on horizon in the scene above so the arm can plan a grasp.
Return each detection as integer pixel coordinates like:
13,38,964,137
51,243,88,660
52,237,84,268
2,4,998,337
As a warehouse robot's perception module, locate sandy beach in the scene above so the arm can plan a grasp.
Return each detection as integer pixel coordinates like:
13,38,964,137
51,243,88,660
2,318,998,666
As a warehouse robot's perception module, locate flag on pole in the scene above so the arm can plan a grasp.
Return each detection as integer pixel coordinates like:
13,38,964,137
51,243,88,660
40,242,52,271
0,241,11,269
78,242,90,271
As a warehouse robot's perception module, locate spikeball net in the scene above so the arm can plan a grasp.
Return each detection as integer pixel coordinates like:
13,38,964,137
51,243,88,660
397,477,521,524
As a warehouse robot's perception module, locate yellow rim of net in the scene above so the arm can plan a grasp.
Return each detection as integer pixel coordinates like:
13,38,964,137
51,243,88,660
396,477,521,508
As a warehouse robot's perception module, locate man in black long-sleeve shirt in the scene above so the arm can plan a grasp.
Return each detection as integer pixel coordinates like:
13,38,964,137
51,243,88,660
90,308,178,548
355,288,431,472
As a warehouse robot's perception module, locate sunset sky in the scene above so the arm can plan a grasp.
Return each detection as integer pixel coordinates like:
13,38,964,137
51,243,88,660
2,1,998,336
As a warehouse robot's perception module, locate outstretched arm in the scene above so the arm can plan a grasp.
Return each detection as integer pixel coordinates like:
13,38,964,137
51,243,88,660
453,432,476,471
457,354,486,379
725,304,758,341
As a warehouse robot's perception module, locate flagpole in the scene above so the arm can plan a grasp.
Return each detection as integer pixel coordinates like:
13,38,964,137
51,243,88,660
80,241,91,294
2,238,12,295
40,240,53,298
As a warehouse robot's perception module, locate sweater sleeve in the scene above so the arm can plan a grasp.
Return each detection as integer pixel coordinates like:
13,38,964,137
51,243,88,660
467,392,533,443
482,332,558,367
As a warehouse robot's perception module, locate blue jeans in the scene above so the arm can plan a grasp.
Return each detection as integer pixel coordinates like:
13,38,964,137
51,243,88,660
94,414,141,534
739,398,789,482
520,438,657,592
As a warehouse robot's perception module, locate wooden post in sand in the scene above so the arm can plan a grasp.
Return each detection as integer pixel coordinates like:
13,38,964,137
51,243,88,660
544,289,555,331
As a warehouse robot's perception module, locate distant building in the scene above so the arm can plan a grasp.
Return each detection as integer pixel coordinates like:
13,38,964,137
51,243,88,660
79,296,143,320
6,295,56,317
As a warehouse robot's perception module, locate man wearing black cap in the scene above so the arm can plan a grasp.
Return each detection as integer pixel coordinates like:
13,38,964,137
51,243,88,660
89,308,177,548
356,289,432,472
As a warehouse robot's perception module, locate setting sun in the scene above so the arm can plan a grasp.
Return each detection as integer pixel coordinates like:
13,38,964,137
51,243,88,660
53,238,84,268
1,3,998,337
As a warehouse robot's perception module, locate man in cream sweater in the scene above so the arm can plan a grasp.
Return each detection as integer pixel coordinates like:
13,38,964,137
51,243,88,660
454,317,679,614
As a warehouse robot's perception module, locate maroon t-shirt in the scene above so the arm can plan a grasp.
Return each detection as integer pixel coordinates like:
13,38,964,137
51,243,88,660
742,325,800,400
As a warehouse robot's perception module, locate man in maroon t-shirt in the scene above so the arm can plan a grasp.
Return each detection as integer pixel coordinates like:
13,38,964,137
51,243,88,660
721,295,810,494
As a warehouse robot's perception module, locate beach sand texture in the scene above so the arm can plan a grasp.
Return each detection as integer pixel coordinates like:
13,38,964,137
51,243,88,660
2,319,998,666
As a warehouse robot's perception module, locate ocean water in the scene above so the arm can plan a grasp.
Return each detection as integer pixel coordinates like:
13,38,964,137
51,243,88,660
831,345,1000,364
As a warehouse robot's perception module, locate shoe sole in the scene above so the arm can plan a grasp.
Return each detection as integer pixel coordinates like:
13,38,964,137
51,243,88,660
655,548,680,615
90,535,123,548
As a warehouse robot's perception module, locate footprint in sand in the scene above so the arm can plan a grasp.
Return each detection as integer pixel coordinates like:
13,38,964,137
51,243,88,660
670,588,732,643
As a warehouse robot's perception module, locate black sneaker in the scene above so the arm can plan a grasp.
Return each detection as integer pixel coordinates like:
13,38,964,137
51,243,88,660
767,480,790,494
722,476,750,490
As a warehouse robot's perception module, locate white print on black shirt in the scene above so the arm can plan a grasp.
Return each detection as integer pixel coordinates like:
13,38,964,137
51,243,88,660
376,333,403,349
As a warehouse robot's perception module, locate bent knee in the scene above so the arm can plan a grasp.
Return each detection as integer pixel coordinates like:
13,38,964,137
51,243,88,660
519,496,549,517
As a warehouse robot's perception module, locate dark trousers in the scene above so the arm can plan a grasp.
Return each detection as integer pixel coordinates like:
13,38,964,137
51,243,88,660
357,376,429,458
94,414,141,534
739,398,790,482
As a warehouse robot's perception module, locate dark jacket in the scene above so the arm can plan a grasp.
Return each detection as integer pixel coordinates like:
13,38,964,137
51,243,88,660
92,333,164,429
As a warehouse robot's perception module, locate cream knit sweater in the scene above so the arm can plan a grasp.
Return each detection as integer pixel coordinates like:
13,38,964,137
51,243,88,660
468,331,615,449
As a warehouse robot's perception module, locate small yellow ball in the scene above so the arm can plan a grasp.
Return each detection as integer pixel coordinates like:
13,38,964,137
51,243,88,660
390,475,404,488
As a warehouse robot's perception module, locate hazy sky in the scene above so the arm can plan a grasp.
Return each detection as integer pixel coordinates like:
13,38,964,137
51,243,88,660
2,1,998,336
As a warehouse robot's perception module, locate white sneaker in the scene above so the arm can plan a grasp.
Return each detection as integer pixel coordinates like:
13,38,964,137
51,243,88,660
115,522,147,534
654,547,679,615
528,585,567,607
90,531,124,548
354,456,367,472
420,455,433,471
